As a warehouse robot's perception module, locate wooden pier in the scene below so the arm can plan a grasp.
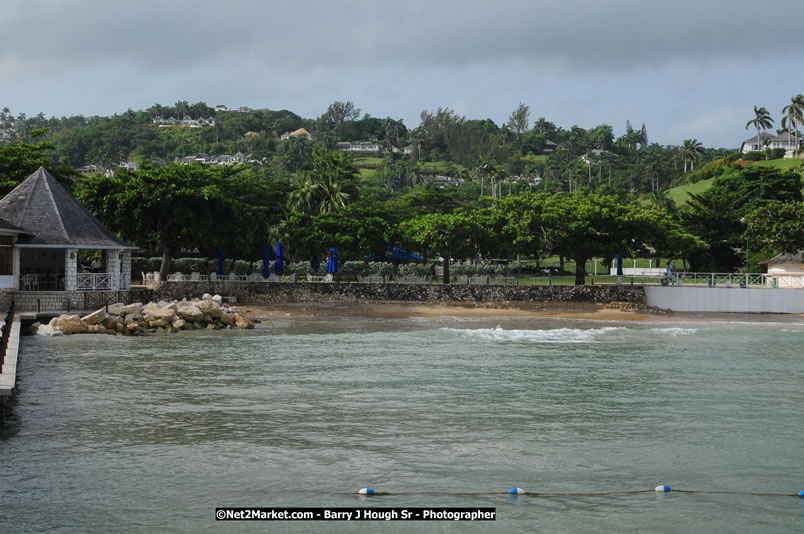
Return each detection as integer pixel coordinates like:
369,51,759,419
0,301,21,401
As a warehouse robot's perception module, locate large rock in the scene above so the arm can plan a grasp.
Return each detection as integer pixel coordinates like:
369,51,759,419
212,294,223,305
209,301,223,319
172,319,186,330
106,302,126,316
220,312,235,326
36,324,63,336
151,306,177,323
196,299,213,314
177,304,204,321
54,314,88,334
82,308,107,326
118,303,143,317
235,314,254,329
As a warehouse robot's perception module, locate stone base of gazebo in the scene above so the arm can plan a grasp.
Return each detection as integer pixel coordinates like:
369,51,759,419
5,289,153,313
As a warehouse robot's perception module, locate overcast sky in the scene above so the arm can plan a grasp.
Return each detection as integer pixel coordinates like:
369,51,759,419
2,0,803,148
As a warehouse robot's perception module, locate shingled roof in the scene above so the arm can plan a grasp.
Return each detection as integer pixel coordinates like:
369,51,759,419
0,167,130,248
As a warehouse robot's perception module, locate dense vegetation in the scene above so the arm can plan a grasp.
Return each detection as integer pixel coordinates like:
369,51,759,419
0,100,801,283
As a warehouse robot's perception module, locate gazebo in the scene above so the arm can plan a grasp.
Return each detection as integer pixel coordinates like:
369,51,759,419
0,167,137,311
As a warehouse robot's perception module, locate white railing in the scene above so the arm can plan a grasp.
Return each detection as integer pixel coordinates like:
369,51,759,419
489,276,518,286
77,272,111,290
358,274,388,284
395,275,430,284
641,272,803,289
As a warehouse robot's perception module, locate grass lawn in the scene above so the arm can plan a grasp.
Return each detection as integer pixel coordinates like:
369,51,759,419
353,157,384,168
357,168,377,180
666,178,715,205
755,158,803,171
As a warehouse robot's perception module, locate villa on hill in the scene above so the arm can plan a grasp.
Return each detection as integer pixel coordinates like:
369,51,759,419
0,168,137,311
152,115,216,128
740,132,801,155
336,141,381,154
280,128,311,140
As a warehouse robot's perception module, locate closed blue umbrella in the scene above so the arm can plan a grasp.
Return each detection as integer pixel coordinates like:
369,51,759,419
616,253,623,276
262,244,271,278
326,248,339,273
274,241,284,274
216,247,225,276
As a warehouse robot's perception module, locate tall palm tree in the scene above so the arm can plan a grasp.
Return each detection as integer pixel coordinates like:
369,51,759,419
681,139,704,172
746,105,774,159
781,94,804,154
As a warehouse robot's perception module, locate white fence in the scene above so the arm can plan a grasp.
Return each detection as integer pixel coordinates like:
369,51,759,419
76,273,110,290
639,271,803,289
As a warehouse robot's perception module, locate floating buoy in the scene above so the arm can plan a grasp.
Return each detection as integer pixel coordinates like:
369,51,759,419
799,490,804,498
655,485,672,493
509,488,525,495
358,488,375,495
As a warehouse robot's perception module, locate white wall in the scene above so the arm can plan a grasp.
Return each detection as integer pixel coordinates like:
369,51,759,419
645,286,804,313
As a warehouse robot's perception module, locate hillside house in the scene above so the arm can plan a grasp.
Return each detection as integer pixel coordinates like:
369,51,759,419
336,141,381,154
741,132,800,154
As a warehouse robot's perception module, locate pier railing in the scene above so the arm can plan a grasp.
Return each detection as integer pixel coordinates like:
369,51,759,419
0,299,15,369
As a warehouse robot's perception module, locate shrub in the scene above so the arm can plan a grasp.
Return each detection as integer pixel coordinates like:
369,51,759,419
340,261,372,281
743,151,764,161
288,261,313,276
398,263,434,276
768,148,787,160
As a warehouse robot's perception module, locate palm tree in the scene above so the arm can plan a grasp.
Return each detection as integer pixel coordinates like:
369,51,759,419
781,94,804,155
745,105,774,159
681,139,704,172
289,145,358,215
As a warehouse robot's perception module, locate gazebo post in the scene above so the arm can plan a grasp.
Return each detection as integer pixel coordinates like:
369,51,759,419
64,248,77,291
107,249,120,290
120,250,132,290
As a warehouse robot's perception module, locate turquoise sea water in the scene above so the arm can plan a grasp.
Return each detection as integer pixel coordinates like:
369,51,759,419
1,315,803,532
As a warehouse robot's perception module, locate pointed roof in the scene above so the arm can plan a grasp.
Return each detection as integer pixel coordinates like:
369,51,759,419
0,167,131,248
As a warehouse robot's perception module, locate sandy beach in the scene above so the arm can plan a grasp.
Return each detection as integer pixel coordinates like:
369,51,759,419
240,301,668,322
239,300,804,324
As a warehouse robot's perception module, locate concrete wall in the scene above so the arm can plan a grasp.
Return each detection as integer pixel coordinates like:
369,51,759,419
645,286,804,313
153,281,647,306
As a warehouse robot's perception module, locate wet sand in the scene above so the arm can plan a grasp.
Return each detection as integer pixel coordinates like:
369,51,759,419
239,301,804,324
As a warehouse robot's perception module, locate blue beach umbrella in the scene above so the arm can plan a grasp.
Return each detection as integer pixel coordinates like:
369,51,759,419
274,241,284,274
262,244,271,278
616,253,623,276
326,248,339,273
216,247,225,276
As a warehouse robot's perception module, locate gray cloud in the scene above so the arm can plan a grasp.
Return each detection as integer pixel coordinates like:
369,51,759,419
3,0,803,78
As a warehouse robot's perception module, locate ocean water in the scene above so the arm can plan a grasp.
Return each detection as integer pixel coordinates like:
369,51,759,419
1,315,803,532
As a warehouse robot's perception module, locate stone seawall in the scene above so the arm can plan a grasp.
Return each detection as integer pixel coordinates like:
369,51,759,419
153,282,647,306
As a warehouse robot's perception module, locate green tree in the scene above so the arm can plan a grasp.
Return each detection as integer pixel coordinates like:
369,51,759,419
746,105,774,159
680,139,704,172
77,164,276,278
289,145,359,215
781,94,804,154
745,200,804,255
506,103,530,134
0,129,79,195
403,211,485,284
679,165,802,271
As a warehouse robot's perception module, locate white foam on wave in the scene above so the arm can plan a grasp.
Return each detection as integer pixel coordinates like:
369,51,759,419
650,327,698,336
442,326,626,344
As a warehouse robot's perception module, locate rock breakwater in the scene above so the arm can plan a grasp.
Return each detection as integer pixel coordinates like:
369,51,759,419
35,293,255,336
